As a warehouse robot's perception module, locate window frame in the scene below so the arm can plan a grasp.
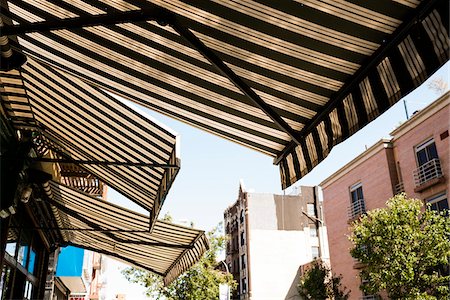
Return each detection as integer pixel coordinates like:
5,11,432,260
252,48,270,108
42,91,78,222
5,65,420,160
415,138,438,167
309,224,318,237
349,182,365,219
311,246,320,259
306,203,315,216
426,192,448,213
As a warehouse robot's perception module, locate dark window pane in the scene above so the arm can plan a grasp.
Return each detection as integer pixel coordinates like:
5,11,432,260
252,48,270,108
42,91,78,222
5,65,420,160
431,203,438,211
417,149,428,166
427,143,438,160
437,199,449,211
357,187,364,200
351,190,358,203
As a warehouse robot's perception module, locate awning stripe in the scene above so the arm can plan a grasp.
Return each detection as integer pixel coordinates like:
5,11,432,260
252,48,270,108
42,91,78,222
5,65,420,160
45,181,209,285
0,57,179,216
280,4,449,188
2,0,448,190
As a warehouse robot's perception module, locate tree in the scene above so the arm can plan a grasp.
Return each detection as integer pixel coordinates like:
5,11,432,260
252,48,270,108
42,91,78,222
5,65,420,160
297,259,350,300
122,222,236,300
349,194,450,299
427,76,448,95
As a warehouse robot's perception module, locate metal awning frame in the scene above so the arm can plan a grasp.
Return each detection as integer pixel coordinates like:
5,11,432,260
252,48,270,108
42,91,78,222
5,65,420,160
3,0,441,165
45,186,191,249
30,156,180,169
2,4,303,147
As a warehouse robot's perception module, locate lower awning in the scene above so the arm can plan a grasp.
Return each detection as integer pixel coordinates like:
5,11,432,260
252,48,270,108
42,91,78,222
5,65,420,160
42,180,209,286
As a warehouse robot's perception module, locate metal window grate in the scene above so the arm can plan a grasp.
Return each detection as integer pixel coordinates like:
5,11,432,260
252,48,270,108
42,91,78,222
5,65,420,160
348,198,366,219
413,158,443,187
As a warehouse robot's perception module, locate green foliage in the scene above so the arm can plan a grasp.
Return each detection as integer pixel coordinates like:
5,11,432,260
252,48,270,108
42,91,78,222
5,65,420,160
297,259,350,300
122,222,236,300
349,194,450,299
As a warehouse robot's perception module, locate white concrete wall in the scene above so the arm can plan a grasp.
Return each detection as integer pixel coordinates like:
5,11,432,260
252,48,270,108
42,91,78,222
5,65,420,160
249,230,312,300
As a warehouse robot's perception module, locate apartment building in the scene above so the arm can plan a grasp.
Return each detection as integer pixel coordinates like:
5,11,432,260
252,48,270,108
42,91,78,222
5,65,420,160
320,92,449,300
224,181,329,300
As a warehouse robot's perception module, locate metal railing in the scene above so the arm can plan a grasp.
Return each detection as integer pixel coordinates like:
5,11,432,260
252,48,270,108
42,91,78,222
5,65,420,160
413,158,443,187
348,198,366,220
394,181,404,194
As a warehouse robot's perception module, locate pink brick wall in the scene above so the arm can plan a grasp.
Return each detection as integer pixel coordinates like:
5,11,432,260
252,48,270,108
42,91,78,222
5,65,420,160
323,145,394,299
322,97,449,299
392,103,449,201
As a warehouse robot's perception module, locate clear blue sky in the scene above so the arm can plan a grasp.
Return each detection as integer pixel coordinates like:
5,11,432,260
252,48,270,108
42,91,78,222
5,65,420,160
109,62,449,231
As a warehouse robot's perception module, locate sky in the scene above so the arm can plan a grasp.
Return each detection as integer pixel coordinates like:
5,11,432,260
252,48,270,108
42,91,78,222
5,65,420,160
104,62,449,298
109,61,449,231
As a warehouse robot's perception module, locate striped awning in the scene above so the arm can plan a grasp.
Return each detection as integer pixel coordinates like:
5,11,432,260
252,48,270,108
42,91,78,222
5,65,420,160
0,57,180,223
1,0,449,189
43,181,209,286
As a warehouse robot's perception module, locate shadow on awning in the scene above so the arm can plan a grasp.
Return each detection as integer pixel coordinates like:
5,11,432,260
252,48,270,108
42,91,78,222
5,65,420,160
42,181,209,286
0,57,179,227
1,0,448,189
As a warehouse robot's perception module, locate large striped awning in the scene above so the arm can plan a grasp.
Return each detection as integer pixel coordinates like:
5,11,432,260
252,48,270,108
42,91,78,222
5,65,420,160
0,57,180,224
1,0,449,189
43,181,209,286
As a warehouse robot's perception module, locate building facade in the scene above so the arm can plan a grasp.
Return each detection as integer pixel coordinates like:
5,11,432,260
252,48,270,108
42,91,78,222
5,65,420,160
224,181,329,300
44,246,106,300
321,92,449,300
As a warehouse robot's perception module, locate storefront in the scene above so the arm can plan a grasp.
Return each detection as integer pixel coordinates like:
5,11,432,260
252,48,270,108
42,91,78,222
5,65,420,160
0,54,207,300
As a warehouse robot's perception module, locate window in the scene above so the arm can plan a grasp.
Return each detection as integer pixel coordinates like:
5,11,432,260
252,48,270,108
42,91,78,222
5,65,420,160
414,139,442,186
416,138,438,166
349,183,365,219
240,209,244,223
307,203,315,216
240,231,245,246
2,224,42,300
0,265,12,300
309,224,318,237
241,254,246,269
241,278,247,294
23,281,33,300
427,193,448,213
311,246,319,259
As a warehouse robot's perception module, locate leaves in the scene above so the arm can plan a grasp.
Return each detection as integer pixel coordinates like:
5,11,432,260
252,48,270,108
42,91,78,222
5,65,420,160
349,194,450,299
122,222,237,299
297,259,350,300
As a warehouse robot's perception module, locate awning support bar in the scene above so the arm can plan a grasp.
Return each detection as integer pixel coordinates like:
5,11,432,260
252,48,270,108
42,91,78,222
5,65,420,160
30,157,180,169
10,226,149,233
2,7,171,36
3,5,302,146
11,226,193,248
46,197,192,248
169,18,303,145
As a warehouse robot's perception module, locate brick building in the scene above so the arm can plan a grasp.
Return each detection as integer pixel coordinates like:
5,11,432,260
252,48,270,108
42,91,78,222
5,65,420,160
224,181,329,300
320,92,449,299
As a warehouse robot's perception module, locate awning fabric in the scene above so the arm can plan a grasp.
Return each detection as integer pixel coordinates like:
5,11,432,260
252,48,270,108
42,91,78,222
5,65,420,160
43,181,209,286
1,0,449,189
0,57,180,220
